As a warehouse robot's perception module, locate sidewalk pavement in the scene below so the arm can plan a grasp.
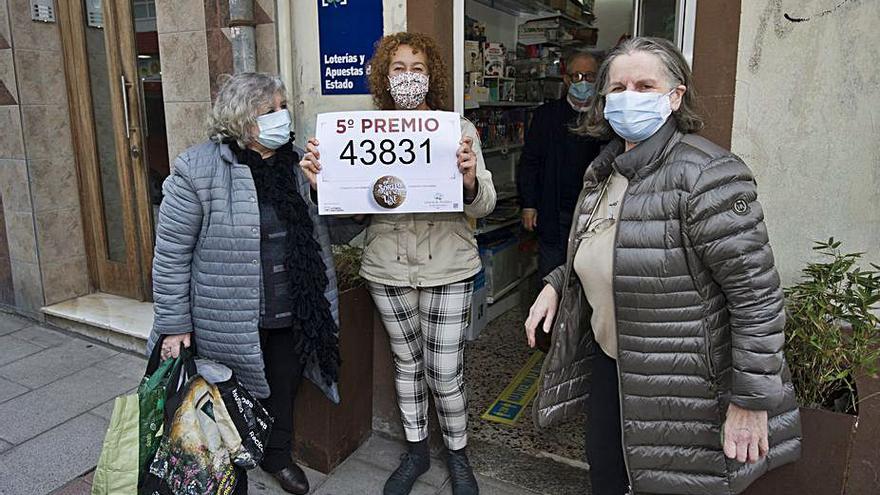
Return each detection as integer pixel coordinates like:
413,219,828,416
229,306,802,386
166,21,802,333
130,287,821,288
0,312,540,495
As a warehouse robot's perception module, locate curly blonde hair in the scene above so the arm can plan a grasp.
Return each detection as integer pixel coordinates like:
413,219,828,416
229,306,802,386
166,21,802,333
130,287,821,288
368,32,449,111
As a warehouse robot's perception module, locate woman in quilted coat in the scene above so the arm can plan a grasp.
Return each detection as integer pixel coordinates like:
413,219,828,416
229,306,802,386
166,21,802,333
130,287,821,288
525,38,801,495
148,73,340,495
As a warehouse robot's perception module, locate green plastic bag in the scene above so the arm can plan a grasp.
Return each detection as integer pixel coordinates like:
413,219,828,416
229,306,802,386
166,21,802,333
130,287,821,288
138,340,188,481
91,394,139,495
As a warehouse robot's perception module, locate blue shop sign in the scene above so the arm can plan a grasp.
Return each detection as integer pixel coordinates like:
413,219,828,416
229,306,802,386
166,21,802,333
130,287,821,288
318,0,384,95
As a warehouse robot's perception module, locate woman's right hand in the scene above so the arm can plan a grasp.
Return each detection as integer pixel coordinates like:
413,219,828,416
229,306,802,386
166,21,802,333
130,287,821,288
299,137,322,190
160,333,192,360
521,208,538,231
524,284,559,348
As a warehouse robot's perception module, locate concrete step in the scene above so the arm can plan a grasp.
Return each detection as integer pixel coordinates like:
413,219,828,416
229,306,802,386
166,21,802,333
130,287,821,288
42,293,151,353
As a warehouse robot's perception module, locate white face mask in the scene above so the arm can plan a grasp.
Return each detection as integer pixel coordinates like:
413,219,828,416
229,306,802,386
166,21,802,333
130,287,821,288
388,72,430,109
603,89,674,143
255,109,291,149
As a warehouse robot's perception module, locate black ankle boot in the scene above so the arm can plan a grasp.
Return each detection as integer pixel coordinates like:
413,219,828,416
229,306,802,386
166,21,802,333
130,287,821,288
446,447,479,495
383,439,431,495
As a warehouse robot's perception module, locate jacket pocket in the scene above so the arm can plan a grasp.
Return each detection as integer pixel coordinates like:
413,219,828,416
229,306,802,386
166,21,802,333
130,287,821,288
198,209,212,247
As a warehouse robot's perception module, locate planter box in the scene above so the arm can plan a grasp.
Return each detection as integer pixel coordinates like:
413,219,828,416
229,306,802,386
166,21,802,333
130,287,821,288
745,368,880,494
744,408,856,495
847,371,880,493
292,285,375,473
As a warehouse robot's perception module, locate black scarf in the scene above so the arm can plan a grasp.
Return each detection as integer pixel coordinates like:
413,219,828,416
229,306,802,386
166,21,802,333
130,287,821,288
230,140,340,385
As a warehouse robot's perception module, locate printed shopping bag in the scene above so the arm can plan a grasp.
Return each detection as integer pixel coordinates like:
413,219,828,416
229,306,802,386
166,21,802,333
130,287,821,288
140,374,243,495
216,372,274,469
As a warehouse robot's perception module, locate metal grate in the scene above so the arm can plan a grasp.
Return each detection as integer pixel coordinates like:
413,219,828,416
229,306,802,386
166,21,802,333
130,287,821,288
30,0,56,23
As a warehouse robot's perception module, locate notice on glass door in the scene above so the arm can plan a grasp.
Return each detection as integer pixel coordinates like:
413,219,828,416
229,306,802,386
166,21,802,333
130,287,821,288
317,0,384,95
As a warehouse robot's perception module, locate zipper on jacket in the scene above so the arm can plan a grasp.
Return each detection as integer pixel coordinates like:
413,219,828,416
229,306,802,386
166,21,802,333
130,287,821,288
427,221,435,260
610,176,634,493
395,225,402,261
676,199,717,385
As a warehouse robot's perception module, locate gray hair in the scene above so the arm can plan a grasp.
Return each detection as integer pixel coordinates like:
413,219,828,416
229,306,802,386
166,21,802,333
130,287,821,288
564,49,600,70
574,37,703,139
208,72,287,147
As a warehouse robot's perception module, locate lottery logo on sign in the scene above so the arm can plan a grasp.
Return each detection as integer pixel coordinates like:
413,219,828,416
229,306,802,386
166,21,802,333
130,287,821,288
373,176,407,209
315,110,463,215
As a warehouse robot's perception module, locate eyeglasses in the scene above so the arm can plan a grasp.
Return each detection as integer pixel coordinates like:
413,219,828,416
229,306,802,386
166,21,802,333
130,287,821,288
568,72,597,83
578,217,616,240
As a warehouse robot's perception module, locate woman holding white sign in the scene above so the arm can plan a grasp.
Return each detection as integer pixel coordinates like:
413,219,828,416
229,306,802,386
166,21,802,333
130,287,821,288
300,32,495,495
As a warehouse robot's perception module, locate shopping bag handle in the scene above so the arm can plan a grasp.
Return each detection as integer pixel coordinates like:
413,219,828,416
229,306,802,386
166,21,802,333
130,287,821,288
162,347,198,424
146,334,198,377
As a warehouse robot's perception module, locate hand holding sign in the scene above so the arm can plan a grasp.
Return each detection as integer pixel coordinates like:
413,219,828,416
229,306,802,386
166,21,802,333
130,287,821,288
456,136,477,194
315,111,463,215
300,138,322,190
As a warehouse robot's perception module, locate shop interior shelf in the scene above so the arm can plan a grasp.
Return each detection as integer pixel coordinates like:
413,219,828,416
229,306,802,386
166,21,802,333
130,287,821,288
487,266,538,304
495,190,519,202
471,0,593,28
469,101,543,108
482,143,525,154
475,218,520,236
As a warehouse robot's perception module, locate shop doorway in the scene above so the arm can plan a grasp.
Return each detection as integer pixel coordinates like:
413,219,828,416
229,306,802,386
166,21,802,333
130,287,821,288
58,0,168,301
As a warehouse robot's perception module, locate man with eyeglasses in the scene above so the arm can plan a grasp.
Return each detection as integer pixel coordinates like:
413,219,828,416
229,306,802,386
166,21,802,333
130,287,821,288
517,50,608,279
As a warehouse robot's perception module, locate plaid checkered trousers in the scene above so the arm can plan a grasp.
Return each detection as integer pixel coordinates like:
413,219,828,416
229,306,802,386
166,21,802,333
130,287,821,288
368,280,474,450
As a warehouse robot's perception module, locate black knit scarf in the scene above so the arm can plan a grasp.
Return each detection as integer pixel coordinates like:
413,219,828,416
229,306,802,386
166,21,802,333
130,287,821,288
230,140,340,385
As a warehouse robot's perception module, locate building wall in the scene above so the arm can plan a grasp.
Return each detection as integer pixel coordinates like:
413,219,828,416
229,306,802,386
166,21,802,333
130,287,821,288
690,0,740,150
731,0,880,283
286,0,407,147
593,0,633,50
156,0,278,164
0,0,90,315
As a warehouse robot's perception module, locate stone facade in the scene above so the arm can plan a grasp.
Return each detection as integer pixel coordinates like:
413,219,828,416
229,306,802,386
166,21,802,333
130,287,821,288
0,0,89,316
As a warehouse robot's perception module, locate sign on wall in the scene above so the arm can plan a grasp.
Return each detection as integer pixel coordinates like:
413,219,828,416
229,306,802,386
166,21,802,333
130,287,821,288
318,0,384,95
315,111,464,215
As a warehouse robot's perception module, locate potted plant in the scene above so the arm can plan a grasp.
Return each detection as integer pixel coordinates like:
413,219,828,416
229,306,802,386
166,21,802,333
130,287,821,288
293,244,375,473
746,239,880,494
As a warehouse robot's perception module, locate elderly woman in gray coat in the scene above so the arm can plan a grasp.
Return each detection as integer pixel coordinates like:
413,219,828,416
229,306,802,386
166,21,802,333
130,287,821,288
525,38,801,494
147,73,339,495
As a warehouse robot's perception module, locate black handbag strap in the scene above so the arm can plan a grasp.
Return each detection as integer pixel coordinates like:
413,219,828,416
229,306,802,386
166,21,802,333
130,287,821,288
145,335,166,377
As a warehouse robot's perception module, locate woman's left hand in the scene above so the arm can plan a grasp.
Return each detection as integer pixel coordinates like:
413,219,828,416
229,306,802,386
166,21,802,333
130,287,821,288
722,403,769,463
457,137,477,195
300,137,322,191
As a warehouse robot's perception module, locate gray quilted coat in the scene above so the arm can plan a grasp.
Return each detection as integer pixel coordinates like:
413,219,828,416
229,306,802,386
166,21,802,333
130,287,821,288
535,120,801,494
147,140,341,402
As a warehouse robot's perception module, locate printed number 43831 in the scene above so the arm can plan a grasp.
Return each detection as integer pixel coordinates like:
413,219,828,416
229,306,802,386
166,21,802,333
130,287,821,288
340,139,431,166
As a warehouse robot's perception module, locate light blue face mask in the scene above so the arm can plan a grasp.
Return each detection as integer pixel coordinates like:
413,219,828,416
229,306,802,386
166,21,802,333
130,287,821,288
256,109,291,149
568,81,595,103
603,89,674,143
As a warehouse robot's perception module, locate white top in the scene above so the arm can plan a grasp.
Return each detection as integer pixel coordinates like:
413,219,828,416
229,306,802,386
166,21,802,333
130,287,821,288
573,170,629,359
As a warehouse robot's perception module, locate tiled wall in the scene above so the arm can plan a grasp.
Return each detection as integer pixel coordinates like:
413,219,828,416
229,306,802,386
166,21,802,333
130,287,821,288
157,0,278,164
156,0,213,164
0,0,90,313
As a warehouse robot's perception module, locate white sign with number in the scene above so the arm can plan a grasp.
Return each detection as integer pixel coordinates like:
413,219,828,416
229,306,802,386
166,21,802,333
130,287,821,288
315,110,463,215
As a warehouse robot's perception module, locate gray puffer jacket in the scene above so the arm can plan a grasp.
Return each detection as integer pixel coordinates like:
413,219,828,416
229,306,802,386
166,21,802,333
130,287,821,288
146,141,341,401
534,119,801,494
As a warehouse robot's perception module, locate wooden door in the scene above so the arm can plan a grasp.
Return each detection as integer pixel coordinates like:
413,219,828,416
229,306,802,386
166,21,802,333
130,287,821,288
58,0,154,301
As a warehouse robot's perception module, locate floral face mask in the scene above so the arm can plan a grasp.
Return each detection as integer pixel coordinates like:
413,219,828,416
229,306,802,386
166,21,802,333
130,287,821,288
388,72,430,109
